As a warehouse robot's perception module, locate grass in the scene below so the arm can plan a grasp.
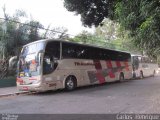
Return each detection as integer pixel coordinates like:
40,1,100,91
0,76,16,88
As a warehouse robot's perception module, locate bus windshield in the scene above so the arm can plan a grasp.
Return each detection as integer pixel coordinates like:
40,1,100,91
18,42,45,77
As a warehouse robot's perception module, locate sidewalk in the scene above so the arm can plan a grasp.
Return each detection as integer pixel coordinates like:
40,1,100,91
0,86,20,96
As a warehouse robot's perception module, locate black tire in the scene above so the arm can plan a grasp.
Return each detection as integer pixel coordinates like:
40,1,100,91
65,76,77,91
133,72,136,79
152,70,155,77
140,71,143,79
119,73,124,82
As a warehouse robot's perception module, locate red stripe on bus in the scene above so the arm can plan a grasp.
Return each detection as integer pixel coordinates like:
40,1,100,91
106,60,115,78
94,60,102,70
29,78,37,80
116,61,122,72
116,61,121,67
22,87,28,91
96,72,105,84
124,61,129,71
93,60,105,84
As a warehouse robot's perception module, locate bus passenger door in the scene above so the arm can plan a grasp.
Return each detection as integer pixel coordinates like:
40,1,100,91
142,64,147,76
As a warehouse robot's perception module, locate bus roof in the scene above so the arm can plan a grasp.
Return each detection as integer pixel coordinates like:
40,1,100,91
131,54,148,57
23,39,131,54
131,54,142,57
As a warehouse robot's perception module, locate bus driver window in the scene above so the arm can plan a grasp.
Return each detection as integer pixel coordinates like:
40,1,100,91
43,41,60,75
43,53,56,74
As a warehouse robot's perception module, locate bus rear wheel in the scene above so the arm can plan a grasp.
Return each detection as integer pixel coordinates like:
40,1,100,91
119,73,124,82
152,70,155,77
140,71,143,79
65,76,77,91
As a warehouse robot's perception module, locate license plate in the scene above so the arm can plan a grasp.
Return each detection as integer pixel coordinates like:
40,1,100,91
22,86,28,91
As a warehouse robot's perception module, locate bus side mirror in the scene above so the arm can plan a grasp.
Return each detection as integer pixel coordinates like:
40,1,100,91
9,56,18,69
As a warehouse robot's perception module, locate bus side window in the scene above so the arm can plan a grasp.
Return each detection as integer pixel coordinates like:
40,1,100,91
45,41,60,60
43,55,59,74
43,41,60,75
43,56,53,74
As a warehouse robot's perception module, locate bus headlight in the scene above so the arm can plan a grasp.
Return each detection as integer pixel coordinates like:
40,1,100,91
156,70,159,74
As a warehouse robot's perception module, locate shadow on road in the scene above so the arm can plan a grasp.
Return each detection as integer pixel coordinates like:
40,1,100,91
30,79,132,96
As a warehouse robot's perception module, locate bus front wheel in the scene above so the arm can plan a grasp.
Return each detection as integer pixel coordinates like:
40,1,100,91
65,76,77,91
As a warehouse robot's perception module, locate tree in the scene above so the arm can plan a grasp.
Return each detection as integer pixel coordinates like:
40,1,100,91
0,7,45,59
64,0,160,58
64,0,115,27
0,8,44,79
115,0,160,57
95,18,139,52
46,27,69,39
69,30,116,49
96,18,119,41
0,7,27,59
28,20,43,42
69,30,93,43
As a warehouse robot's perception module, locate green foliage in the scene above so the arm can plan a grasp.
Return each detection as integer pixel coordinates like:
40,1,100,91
64,0,160,58
69,30,117,50
64,0,115,27
96,19,119,41
95,19,140,53
0,8,44,59
28,21,43,42
69,19,140,53
0,8,70,78
117,0,160,58
46,27,69,39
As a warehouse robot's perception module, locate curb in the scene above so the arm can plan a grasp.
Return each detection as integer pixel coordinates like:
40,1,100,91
0,91,29,98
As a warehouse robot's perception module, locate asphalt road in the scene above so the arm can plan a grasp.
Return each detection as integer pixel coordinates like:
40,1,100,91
1,75,160,114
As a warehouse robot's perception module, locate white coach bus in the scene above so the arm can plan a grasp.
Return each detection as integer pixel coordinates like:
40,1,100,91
131,55,158,78
17,39,132,91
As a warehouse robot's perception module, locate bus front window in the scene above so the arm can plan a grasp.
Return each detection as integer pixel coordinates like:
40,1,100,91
18,42,44,77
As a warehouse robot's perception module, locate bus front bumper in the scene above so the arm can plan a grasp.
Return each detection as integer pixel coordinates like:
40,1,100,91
17,84,47,92
17,81,63,92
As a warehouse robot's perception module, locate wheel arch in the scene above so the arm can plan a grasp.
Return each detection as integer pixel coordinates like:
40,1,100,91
140,70,144,78
119,72,124,78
